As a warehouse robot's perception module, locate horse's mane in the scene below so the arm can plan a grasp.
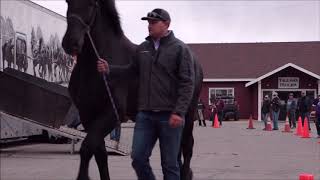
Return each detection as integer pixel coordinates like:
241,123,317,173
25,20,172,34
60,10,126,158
100,0,123,37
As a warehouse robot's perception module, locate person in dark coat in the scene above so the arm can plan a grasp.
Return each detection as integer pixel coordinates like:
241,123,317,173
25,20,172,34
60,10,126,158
297,90,312,130
216,97,224,126
312,94,320,138
197,99,206,126
271,92,281,130
97,8,195,180
286,93,297,128
261,95,271,130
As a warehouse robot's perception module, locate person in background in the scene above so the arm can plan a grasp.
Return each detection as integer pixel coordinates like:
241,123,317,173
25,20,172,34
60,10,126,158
297,90,312,130
312,94,320,138
271,92,281,130
197,99,206,126
110,121,121,149
261,95,271,130
209,97,217,122
286,93,297,129
65,103,81,129
234,100,240,121
216,97,224,126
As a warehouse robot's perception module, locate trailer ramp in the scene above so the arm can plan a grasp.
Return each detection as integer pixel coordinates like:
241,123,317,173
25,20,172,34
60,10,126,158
0,112,130,155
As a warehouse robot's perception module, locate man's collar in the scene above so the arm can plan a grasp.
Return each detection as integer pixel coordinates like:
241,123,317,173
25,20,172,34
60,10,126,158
146,30,174,42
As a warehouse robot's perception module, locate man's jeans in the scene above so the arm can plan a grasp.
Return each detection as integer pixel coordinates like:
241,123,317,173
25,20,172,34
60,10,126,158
272,110,280,130
262,113,269,128
288,110,296,128
131,111,184,180
110,125,121,142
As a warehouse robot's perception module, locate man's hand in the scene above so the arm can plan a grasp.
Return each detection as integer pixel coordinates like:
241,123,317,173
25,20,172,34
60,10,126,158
169,113,184,128
97,58,109,74
72,55,77,62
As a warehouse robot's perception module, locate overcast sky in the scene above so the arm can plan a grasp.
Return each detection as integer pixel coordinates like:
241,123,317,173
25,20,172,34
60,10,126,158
32,0,320,44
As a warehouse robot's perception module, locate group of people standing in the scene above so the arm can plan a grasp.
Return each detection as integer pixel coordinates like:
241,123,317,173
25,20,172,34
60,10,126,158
261,91,282,130
261,91,320,138
196,97,225,127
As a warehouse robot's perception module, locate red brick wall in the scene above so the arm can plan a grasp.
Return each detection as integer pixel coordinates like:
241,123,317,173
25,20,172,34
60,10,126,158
251,84,258,120
200,82,254,120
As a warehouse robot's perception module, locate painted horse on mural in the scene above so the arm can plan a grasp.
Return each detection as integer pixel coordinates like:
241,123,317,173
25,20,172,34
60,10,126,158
2,39,14,69
62,0,203,180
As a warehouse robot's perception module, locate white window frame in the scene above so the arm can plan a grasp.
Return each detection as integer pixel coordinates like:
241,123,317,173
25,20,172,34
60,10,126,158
208,87,235,105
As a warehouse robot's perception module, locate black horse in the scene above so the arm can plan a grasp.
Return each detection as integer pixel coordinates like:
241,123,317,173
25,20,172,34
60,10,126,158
62,0,203,180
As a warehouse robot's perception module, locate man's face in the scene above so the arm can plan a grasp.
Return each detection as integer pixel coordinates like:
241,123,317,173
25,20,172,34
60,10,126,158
301,92,306,97
148,20,169,38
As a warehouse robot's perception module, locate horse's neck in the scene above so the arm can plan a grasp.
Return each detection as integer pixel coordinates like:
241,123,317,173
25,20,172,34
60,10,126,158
90,23,121,61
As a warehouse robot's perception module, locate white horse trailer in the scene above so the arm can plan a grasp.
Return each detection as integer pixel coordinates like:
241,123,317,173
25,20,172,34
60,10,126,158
0,0,69,140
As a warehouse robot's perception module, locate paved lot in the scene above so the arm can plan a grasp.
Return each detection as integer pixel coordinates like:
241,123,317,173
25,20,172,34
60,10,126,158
1,121,319,180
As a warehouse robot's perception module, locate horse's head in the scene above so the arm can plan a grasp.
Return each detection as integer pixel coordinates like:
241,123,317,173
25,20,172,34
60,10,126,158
62,0,99,55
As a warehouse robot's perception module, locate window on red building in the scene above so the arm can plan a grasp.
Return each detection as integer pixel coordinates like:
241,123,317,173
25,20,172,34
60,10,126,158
209,88,234,104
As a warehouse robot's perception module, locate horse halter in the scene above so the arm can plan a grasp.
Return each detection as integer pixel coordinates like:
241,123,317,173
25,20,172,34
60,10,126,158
67,1,98,33
67,1,120,123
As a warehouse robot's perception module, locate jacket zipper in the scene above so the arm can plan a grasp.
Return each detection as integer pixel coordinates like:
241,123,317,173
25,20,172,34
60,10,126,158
147,45,155,108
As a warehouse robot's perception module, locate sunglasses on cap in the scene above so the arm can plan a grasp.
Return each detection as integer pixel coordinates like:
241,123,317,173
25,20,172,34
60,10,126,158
147,12,166,21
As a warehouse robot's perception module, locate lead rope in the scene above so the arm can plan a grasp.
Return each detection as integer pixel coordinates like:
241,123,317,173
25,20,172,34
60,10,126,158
86,31,120,123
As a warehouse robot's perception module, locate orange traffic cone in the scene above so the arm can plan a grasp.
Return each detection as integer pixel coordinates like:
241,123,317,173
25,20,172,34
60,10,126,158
295,116,303,136
299,173,314,180
282,113,292,133
246,114,255,129
301,117,310,138
212,113,220,128
265,115,272,131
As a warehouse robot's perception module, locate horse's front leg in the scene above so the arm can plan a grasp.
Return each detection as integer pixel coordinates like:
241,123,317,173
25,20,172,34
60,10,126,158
95,143,110,180
77,110,116,180
180,116,194,180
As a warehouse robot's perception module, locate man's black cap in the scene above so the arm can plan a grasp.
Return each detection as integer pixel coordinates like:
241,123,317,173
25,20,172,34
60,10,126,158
141,8,171,21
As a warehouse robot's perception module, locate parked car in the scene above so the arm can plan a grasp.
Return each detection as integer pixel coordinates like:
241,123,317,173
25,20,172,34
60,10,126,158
221,96,239,121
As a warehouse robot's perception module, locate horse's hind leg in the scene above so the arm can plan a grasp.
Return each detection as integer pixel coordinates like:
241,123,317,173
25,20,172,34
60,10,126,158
95,143,110,180
77,143,93,180
180,116,194,180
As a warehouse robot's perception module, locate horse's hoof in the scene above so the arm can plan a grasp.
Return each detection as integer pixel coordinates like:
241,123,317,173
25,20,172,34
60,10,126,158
76,175,91,180
187,169,193,180
181,168,193,180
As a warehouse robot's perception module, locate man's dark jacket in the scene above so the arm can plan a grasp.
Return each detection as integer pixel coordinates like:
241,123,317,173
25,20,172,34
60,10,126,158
110,31,195,116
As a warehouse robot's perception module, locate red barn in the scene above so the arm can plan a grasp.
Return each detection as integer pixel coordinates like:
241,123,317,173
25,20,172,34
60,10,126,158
189,41,320,120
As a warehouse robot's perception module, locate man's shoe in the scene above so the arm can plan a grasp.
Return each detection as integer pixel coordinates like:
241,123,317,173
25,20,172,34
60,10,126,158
272,128,279,130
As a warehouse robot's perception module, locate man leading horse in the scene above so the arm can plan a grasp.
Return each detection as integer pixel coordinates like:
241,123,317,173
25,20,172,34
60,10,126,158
98,8,196,180
62,0,202,179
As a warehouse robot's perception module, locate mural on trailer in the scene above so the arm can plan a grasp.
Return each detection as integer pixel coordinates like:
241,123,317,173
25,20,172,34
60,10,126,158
1,16,15,70
1,16,73,84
